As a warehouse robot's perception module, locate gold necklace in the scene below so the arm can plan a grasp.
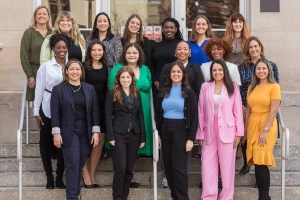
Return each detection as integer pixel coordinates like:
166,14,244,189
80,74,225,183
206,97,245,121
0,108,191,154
215,87,221,91
69,84,81,92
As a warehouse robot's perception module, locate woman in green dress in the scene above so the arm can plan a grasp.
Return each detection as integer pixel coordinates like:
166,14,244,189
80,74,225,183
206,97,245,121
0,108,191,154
20,5,52,101
108,43,153,156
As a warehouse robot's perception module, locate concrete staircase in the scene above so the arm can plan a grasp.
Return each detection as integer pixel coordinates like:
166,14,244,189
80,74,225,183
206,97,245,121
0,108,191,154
1,116,300,200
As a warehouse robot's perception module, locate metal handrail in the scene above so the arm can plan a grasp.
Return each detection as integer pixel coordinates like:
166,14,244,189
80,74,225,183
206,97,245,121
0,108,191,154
150,90,159,200
278,108,290,200
17,77,29,200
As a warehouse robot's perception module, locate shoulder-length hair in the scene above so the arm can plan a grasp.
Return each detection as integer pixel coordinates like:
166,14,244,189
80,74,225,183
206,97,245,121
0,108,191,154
161,18,183,41
122,14,144,45
189,15,215,42
113,66,138,103
224,13,250,49
53,11,86,48
119,43,145,67
242,36,265,69
249,58,277,93
84,39,107,70
159,61,190,98
209,59,234,97
204,38,233,61
29,5,52,30
61,59,85,84
90,12,114,41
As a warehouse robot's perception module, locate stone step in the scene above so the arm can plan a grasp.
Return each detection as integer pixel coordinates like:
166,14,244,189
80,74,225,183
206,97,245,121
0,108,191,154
1,143,298,158
1,157,300,173
0,186,299,200
0,171,299,187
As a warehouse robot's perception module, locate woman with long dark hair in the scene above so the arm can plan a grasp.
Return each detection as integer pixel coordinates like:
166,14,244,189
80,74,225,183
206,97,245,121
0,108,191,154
122,14,151,67
155,62,198,200
86,12,122,73
34,33,71,189
81,40,109,187
51,59,100,199
105,66,145,199
245,58,280,200
197,59,243,200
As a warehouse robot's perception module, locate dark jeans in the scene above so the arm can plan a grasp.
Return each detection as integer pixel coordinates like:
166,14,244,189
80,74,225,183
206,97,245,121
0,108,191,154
61,120,91,200
161,119,189,200
39,108,64,178
111,132,140,200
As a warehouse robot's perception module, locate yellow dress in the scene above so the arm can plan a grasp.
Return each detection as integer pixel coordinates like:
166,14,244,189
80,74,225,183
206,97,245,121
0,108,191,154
246,83,281,167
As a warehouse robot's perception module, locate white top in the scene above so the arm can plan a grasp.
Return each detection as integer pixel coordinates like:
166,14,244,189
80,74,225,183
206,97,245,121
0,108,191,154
200,61,241,85
214,94,220,115
33,57,67,118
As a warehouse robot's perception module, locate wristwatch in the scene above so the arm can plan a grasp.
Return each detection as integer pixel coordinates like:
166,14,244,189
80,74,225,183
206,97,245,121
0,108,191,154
263,127,269,132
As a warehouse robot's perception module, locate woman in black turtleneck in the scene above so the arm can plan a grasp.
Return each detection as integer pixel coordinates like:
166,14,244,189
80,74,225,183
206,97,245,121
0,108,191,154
150,18,184,104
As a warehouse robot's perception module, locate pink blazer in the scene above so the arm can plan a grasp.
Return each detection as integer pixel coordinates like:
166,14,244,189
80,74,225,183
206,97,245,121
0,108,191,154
196,81,244,144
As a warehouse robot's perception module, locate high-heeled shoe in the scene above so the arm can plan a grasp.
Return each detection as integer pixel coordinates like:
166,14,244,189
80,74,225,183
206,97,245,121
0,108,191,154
55,178,66,189
46,176,54,189
93,183,101,188
82,176,94,188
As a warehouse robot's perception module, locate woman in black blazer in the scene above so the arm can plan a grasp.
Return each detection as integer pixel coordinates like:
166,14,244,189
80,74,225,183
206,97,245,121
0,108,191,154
105,66,145,200
51,59,100,200
155,61,198,200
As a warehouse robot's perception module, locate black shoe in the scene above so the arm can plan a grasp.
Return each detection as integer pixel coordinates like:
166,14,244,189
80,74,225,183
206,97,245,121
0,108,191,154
101,149,108,160
130,182,140,188
46,176,54,189
218,178,222,189
82,176,94,188
199,181,202,188
93,184,101,188
239,165,250,175
55,178,66,189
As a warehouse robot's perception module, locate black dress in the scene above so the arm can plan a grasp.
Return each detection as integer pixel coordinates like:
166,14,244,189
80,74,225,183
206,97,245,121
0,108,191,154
84,64,108,133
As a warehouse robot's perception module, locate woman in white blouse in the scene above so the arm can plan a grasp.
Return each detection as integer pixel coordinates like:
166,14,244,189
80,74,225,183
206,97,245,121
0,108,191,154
34,32,71,189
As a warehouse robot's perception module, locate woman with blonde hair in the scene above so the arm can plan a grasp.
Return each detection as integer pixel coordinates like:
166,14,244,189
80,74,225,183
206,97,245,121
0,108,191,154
20,5,52,101
187,15,215,66
224,13,250,65
40,11,86,64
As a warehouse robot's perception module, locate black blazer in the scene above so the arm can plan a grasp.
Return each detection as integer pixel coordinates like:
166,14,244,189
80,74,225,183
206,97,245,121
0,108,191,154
155,89,198,141
51,82,100,147
159,61,205,101
105,90,146,143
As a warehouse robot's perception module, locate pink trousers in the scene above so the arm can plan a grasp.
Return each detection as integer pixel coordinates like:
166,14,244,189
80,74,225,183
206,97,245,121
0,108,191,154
201,116,237,200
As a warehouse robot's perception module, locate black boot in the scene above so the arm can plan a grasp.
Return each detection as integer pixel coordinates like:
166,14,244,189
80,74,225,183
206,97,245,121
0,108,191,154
55,176,66,189
259,190,271,200
46,175,54,189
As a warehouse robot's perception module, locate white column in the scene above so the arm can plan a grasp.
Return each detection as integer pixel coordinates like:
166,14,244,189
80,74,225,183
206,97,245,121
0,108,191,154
174,0,187,40
97,0,110,16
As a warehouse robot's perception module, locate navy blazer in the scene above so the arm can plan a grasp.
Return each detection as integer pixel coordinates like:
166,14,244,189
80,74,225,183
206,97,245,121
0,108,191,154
105,90,146,143
51,82,100,147
159,61,205,101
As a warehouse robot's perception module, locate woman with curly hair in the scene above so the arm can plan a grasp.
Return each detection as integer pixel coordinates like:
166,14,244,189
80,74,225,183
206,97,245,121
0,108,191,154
225,13,251,65
86,12,122,73
105,66,145,199
201,37,241,86
34,32,72,189
122,14,151,67
197,59,243,200
155,61,198,200
40,11,86,64
187,15,215,66
81,40,109,188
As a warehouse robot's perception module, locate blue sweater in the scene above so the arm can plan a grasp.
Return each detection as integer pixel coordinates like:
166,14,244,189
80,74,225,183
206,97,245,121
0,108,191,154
187,39,211,66
162,84,184,119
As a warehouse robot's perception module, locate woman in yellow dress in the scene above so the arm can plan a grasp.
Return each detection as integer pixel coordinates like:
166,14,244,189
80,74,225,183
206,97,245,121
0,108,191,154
244,58,281,200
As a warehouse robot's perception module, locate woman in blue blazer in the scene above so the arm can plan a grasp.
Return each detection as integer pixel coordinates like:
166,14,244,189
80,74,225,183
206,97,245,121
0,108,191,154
51,59,100,200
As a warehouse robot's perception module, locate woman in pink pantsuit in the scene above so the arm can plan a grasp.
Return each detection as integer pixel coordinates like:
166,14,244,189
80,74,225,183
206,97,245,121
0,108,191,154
197,59,244,200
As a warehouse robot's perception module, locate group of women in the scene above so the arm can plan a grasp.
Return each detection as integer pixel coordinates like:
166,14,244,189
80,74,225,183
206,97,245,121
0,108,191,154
20,5,280,200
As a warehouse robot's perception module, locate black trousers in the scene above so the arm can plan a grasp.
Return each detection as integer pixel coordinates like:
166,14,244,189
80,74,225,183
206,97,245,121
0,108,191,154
111,132,140,200
242,139,248,166
161,119,189,200
61,120,91,200
39,108,64,178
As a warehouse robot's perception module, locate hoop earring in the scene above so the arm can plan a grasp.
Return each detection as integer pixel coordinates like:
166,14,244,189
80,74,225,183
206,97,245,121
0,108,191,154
189,53,191,57
174,53,177,57
260,52,263,55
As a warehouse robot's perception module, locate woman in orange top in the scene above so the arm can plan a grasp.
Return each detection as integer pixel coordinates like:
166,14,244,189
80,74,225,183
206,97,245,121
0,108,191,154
244,58,281,200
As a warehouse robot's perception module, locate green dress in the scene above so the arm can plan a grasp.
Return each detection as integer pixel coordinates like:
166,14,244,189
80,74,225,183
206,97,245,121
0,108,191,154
20,28,52,101
106,64,153,156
